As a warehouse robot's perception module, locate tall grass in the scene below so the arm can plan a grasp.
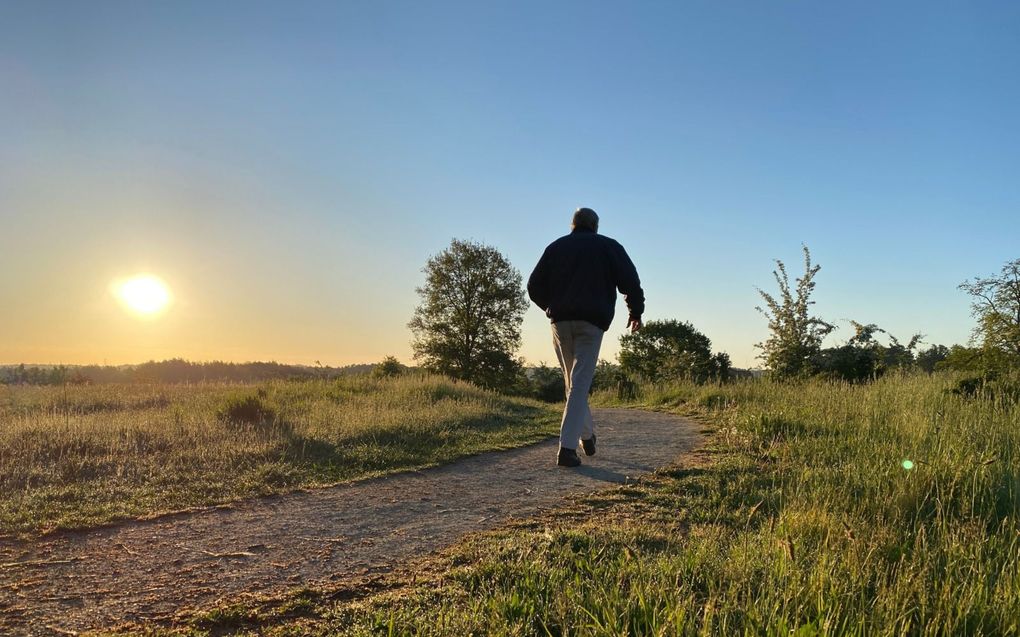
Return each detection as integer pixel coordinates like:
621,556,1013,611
0,375,558,536
329,373,1020,636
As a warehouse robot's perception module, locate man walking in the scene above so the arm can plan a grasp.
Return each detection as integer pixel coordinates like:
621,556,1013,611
527,208,645,467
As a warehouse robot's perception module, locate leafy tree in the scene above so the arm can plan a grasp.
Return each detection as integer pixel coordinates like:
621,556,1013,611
408,239,528,389
937,345,1013,375
882,331,924,370
755,246,835,378
372,356,405,379
815,321,922,382
916,344,949,373
526,363,564,403
959,258,1020,360
711,351,732,381
619,319,729,383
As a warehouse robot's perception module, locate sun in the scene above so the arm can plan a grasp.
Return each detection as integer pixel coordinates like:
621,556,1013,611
113,274,172,316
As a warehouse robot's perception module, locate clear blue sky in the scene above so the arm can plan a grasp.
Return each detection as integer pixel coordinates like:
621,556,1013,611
2,1,1018,367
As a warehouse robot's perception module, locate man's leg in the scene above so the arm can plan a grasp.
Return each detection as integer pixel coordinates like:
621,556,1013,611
581,404,595,441
552,322,576,450
552,322,574,402
574,322,603,445
559,321,603,451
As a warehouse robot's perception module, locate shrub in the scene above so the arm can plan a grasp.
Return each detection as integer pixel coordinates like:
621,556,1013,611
619,320,729,384
949,372,1020,404
591,360,639,399
527,364,564,403
814,322,922,383
372,356,405,379
916,344,950,373
755,245,834,378
216,390,276,427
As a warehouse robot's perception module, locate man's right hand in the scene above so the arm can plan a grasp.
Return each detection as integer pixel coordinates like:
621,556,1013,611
628,318,642,333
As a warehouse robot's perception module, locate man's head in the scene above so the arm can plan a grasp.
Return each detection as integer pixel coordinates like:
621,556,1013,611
572,207,599,232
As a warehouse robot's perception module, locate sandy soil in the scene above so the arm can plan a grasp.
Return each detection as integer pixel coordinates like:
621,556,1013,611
0,408,703,635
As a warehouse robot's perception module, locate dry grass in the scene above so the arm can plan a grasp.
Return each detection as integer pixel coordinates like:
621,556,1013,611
0,375,558,536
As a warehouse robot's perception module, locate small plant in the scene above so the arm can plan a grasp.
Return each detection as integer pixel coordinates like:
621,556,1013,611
216,390,276,427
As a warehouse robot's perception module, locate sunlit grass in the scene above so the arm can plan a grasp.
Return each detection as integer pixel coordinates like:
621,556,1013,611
284,373,1020,636
0,375,559,536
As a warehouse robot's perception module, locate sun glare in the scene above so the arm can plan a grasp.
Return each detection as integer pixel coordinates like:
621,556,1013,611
113,275,172,316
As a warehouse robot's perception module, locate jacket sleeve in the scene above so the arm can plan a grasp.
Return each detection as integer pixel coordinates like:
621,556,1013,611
527,247,552,311
613,243,645,322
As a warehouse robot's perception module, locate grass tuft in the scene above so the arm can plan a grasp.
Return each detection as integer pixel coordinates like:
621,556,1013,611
216,390,277,428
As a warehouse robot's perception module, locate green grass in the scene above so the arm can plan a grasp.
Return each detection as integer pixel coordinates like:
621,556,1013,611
170,372,1020,636
0,375,559,536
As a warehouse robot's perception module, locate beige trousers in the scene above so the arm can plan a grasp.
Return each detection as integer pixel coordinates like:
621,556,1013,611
552,320,605,451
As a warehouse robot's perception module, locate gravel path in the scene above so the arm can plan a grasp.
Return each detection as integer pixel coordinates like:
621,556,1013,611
0,408,702,635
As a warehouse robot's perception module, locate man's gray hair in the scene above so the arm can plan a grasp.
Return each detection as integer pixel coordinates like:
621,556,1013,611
572,207,599,231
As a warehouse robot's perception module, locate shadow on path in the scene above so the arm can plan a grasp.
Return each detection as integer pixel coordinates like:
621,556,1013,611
575,464,630,483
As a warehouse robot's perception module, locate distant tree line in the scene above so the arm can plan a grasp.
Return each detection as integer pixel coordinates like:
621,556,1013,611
0,359,376,385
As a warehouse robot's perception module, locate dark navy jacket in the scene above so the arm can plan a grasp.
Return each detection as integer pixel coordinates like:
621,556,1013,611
527,227,645,331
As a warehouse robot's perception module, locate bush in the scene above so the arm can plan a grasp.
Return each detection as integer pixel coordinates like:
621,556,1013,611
949,372,1020,404
938,345,1018,375
916,344,950,373
619,320,729,384
814,322,922,383
591,360,638,399
372,356,405,379
527,364,564,403
216,390,276,427
815,345,881,383
754,246,834,378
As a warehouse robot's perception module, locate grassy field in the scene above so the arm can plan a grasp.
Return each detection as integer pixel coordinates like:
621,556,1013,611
175,372,1020,636
0,375,559,536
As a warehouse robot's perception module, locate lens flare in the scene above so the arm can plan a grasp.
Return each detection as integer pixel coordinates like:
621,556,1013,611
113,274,172,316
901,459,915,471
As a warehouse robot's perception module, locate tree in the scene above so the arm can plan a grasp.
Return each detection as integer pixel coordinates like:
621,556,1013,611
959,258,1020,360
526,363,565,403
372,356,405,379
619,319,729,383
408,239,528,389
755,246,835,378
916,344,949,373
814,321,923,382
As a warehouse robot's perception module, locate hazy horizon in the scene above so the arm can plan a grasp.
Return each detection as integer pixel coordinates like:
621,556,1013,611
4,1,1018,369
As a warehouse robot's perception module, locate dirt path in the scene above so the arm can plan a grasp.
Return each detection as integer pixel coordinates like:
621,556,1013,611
0,408,702,635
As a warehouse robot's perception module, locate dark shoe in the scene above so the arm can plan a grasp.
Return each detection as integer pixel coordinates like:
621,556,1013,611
557,447,581,467
581,434,597,457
